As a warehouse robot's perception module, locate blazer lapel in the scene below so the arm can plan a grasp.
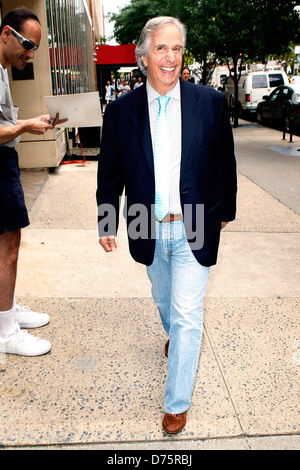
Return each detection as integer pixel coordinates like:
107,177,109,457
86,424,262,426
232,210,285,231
129,85,154,175
180,78,201,173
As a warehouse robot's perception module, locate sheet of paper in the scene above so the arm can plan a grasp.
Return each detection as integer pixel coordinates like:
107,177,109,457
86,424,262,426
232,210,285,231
44,92,102,128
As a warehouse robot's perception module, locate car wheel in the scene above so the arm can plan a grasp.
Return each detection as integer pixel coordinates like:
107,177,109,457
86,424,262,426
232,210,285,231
257,110,263,125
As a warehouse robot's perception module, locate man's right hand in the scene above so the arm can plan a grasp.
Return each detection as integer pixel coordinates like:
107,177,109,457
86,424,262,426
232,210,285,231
99,236,117,252
0,114,68,144
24,117,53,134
21,113,68,135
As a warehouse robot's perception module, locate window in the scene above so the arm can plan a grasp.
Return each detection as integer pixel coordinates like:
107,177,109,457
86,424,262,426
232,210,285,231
269,74,284,88
220,74,227,85
46,0,95,96
292,90,300,104
282,87,292,100
269,89,281,102
252,75,268,89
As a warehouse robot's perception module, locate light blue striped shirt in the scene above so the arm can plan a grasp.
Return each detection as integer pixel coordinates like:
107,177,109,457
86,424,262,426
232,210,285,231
146,79,182,215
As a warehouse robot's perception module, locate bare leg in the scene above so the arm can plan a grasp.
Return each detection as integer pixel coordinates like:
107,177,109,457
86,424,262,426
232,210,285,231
0,229,21,311
0,229,51,355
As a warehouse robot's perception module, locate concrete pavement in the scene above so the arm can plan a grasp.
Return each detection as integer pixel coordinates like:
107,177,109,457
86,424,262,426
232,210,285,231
0,120,299,450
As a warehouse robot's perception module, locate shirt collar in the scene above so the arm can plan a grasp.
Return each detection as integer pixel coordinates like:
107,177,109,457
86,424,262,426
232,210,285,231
146,78,181,104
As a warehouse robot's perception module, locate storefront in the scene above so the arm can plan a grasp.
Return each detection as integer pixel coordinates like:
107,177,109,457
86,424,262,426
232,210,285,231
1,0,97,168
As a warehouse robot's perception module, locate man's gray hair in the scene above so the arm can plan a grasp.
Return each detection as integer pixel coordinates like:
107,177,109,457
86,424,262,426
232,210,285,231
135,17,186,75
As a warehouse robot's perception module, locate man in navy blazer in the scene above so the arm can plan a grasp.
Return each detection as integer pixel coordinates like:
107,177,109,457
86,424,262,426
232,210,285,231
97,17,237,433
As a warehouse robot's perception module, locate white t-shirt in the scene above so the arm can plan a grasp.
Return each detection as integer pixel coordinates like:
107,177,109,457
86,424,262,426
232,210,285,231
0,63,19,147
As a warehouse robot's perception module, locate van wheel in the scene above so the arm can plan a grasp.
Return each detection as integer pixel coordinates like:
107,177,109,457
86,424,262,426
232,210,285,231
257,110,263,125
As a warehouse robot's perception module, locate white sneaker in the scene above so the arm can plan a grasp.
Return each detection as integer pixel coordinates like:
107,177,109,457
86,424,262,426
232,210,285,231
0,324,51,357
14,303,50,329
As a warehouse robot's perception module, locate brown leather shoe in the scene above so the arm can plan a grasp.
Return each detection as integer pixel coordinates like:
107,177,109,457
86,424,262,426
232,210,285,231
165,339,169,357
162,411,187,434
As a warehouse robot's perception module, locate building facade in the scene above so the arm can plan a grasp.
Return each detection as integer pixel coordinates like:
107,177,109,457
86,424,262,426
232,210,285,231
1,0,101,168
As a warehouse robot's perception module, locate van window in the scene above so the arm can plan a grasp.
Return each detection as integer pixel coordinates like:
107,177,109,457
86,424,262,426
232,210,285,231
252,74,268,88
269,74,284,88
220,74,227,85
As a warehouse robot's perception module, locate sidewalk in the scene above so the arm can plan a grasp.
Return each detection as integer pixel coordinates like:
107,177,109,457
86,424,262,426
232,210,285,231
1,121,299,450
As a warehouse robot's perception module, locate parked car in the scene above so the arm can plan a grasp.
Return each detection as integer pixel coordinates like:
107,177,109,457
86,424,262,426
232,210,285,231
222,70,289,115
256,84,300,132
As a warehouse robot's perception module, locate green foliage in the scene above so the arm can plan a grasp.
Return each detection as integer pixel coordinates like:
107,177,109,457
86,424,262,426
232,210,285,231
110,0,300,126
210,0,300,63
109,0,165,44
110,0,300,66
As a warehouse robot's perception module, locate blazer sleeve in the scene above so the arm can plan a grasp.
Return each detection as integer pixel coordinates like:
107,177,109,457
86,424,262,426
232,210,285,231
217,95,237,222
96,103,124,237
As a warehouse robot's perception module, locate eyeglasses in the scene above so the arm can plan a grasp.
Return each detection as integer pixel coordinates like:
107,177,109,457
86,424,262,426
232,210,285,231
10,27,39,51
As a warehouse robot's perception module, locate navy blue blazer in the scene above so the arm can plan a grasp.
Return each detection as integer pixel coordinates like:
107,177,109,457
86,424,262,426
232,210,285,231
97,77,237,267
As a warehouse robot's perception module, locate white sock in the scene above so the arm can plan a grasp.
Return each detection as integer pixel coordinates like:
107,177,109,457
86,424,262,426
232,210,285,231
0,307,16,339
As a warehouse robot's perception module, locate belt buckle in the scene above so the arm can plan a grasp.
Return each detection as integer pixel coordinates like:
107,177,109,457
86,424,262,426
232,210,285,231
156,213,183,223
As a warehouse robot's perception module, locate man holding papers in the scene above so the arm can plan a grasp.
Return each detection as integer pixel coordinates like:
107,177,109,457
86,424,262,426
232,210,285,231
0,7,66,358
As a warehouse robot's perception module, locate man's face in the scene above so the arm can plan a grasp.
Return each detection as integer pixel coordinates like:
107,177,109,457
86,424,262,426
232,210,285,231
4,19,41,70
142,23,183,95
181,69,190,81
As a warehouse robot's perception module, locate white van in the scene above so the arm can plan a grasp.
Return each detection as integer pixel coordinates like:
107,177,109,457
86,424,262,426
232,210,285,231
207,66,229,89
222,70,289,114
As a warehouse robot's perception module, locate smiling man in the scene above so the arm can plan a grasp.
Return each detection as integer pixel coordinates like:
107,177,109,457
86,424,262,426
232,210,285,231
0,8,66,358
97,17,237,434
140,22,183,95
1,18,41,70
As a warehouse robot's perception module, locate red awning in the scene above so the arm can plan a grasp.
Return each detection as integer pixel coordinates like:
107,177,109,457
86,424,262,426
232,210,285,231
96,45,137,65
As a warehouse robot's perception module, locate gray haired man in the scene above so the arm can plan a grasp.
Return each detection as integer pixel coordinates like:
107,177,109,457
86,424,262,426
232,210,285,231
97,17,237,433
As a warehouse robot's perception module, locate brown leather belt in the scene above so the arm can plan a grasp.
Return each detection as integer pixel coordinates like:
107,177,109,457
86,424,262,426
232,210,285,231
155,213,183,223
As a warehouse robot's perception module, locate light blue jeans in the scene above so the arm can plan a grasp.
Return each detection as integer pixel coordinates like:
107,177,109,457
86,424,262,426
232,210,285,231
147,220,210,414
